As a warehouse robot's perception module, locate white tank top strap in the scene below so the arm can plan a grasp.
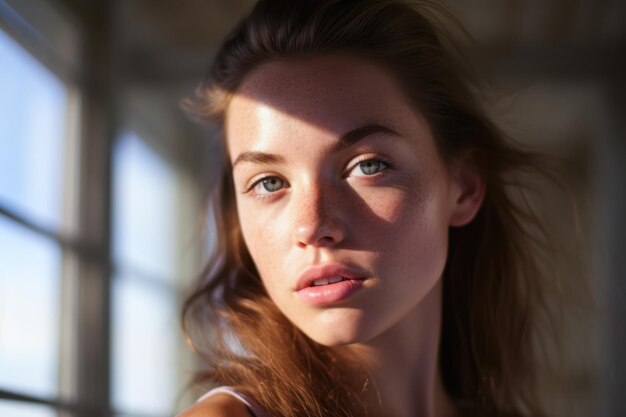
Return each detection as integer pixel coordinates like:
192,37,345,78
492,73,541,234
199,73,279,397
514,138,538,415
197,386,270,417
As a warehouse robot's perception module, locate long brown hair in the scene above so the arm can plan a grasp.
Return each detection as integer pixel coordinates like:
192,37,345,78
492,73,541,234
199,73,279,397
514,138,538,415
182,1,555,416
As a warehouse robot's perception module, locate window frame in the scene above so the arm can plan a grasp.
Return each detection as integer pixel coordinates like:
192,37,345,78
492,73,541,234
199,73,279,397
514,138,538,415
0,1,114,416
1,1,199,415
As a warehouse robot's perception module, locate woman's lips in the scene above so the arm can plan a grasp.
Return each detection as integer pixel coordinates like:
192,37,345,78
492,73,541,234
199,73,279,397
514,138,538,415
294,263,367,305
296,278,365,305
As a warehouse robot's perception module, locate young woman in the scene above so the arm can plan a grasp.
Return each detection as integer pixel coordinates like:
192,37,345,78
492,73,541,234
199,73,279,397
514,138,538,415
179,0,554,416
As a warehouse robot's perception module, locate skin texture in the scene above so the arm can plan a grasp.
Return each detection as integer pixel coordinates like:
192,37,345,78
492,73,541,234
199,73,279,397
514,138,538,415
225,54,484,417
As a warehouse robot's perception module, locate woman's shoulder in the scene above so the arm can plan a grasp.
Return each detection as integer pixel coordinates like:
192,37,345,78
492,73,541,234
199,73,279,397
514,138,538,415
177,392,252,417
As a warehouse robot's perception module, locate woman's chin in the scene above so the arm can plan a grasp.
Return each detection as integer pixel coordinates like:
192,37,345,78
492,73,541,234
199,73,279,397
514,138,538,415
296,308,378,347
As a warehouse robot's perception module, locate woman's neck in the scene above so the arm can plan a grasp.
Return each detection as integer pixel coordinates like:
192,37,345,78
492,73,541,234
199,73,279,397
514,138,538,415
347,280,458,417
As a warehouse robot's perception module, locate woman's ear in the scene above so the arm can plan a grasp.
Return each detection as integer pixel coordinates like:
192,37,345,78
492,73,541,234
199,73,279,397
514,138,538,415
448,157,486,227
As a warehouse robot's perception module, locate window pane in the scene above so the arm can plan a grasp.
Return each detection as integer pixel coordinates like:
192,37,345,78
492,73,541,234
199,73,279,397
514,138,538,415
0,29,67,229
0,217,61,397
111,274,177,415
113,132,177,281
0,400,56,417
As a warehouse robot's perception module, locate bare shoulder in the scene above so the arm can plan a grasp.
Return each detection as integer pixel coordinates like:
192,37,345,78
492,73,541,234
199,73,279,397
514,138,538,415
177,393,252,417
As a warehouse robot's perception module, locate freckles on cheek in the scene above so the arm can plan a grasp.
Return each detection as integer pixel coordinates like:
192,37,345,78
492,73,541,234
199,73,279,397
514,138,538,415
367,187,426,225
367,182,445,246
246,209,285,246
238,206,283,283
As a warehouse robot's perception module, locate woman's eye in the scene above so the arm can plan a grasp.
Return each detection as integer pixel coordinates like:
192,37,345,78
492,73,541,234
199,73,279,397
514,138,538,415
350,159,388,177
252,176,285,194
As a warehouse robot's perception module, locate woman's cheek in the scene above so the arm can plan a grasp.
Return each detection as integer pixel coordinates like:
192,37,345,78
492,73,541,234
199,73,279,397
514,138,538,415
237,201,263,253
238,200,286,273
355,182,421,225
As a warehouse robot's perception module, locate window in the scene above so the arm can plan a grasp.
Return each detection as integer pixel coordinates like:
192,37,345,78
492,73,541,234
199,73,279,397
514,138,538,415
0,28,67,229
111,132,181,416
0,15,74,416
0,401,56,417
0,1,199,416
0,218,62,398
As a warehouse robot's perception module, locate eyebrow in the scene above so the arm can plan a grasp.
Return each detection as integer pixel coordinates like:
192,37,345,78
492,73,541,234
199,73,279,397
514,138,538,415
232,124,400,169
338,124,400,148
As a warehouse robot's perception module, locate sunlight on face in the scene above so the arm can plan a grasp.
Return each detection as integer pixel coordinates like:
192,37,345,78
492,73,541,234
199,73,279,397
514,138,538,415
226,55,459,346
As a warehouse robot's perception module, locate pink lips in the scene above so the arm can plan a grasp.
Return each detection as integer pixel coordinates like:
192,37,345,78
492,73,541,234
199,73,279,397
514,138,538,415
295,263,367,306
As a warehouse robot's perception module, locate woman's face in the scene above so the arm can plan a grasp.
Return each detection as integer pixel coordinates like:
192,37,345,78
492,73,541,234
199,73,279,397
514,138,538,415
226,55,475,346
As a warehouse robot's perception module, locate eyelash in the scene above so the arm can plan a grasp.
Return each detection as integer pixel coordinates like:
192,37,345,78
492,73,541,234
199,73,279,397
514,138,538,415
242,155,392,199
344,155,392,178
244,176,287,198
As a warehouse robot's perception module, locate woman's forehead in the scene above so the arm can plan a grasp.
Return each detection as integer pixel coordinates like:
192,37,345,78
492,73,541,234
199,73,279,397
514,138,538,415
224,54,421,150
236,54,399,99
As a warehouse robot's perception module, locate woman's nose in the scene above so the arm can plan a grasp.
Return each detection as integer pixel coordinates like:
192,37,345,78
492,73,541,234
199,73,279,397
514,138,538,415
292,185,346,248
